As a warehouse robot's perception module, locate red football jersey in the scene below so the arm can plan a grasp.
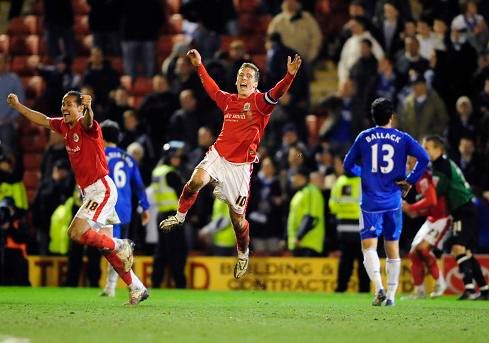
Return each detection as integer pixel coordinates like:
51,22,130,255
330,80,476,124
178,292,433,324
408,171,448,222
197,64,294,163
49,117,108,189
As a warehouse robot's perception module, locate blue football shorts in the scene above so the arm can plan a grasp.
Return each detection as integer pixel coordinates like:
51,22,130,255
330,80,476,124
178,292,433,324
359,208,403,241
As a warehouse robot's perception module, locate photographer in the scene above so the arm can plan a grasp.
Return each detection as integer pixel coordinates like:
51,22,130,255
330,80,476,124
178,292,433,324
0,196,30,286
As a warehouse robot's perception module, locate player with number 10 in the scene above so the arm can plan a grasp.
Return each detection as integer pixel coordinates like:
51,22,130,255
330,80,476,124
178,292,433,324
343,98,429,306
159,49,302,278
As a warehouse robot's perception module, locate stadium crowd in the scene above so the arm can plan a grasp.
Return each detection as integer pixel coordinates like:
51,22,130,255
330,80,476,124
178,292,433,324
1,0,489,289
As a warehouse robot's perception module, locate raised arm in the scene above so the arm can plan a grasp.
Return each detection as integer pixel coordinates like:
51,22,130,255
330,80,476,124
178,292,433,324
80,94,94,129
187,49,221,101
267,54,301,103
7,93,50,129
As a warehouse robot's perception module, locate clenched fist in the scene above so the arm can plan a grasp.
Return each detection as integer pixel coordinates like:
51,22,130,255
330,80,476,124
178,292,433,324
6,93,20,108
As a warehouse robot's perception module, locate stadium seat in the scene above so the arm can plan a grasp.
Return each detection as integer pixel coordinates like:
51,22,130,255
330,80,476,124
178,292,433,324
23,153,43,171
20,134,48,153
23,171,41,189
11,56,37,76
6,15,39,35
0,34,9,54
74,15,90,35
9,35,40,55
132,77,153,96
72,0,90,15
234,0,262,13
156,35,175,59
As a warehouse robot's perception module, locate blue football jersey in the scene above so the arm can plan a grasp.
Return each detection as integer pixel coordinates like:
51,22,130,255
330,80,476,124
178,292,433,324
105,146,150,224
343,126,429,212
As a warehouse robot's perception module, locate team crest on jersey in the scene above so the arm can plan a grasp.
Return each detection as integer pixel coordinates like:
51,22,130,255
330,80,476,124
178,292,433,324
73,133,79,142
243,103,251,111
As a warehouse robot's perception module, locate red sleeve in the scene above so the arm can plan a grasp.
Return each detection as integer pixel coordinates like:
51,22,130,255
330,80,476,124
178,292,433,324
407,181,437,213
197,64,229,110
256,72,295,113
49,117,65,135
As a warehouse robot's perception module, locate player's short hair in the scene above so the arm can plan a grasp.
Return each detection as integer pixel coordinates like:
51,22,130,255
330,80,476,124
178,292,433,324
371,97,393,125
423,134,446,150
64,90,83,105
100,119,120,144
239,62,260,82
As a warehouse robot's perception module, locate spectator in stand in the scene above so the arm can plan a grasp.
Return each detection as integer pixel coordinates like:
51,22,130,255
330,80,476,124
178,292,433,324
220,40,250,93
42,0,76,60
119,109,155,169
82,47,121,111
266,32,310,113
451,0,489,52
432,17,449,52
373,1,404,59
350,39,379,115
274,123,309,171
120,0,165,78
104,86,133,128
394,36,430,89
167,90,201,150
171,56,210,109
138,74,180,150
185,127,215,177
445,96,478,154
32,55,81,115
416,17,442,61
39,131,69,183
444,21,479,110
373,58,398,104
161,41,191,84
87,0,122,56
338,16,384,86
32,160,74,255
455,135,486,194
247,157,284,256
399,74,448,140
267,0,322,66
477,78,489,154
0,53,25,155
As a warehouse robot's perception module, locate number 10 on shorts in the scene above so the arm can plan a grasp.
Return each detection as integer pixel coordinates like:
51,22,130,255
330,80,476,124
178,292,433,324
235,195,247,207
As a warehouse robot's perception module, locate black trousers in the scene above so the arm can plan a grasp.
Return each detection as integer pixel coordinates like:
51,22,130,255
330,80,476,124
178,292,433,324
292,247,321,257
64,241,102,287
0,248,30,286
151,212,188,288
335,232,370,293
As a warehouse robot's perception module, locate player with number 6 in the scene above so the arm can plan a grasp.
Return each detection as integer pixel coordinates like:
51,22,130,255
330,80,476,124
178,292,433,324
343,97,429,306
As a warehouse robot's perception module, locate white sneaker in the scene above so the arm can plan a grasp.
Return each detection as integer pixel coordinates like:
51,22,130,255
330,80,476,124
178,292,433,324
233,256,249,279
116,239,134,273
159,215,184,232
430,280,447,298
127,288,149,305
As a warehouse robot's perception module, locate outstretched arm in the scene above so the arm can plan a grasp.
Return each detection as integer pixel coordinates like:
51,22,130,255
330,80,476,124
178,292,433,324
6,93,50,129
187,49,221,102
80,94,94,130
266,54,302,104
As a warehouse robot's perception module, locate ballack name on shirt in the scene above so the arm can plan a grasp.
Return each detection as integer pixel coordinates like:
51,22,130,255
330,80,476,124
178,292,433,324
365,132,401,143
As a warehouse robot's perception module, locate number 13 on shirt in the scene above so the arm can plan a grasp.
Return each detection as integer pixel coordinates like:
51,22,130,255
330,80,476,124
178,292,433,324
371,143,394,174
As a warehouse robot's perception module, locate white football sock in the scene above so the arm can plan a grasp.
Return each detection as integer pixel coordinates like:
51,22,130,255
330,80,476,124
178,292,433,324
363,248,383,293
129,271,145,291
386,258,401,301
105,264,118,291
176,211,186,222
238,248,249,259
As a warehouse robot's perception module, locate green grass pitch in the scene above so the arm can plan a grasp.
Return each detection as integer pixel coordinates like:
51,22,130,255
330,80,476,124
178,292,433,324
0,287,488,343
